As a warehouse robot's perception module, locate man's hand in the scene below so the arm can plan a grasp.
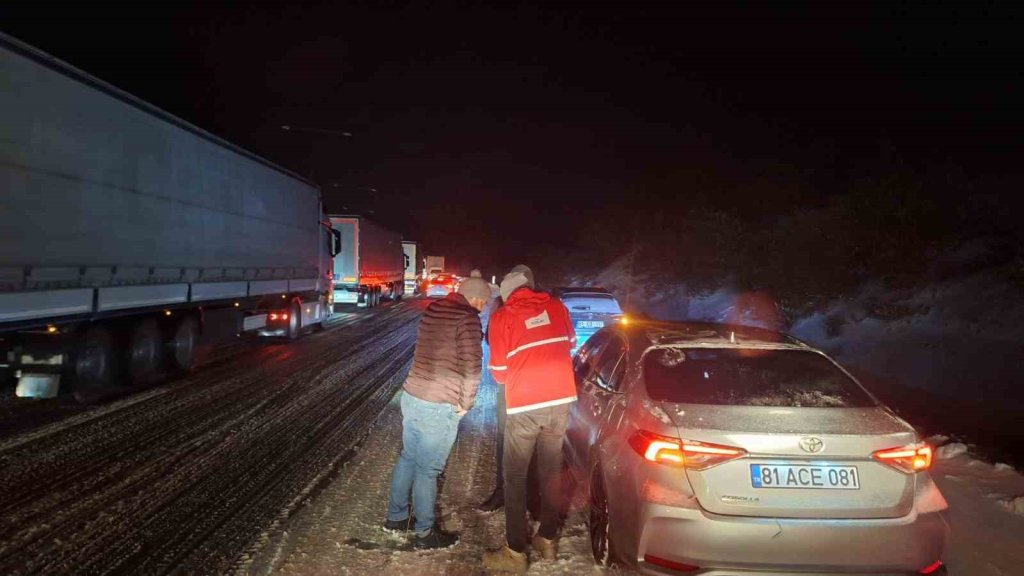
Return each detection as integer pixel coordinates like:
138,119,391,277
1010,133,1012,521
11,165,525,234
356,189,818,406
456,407,469,418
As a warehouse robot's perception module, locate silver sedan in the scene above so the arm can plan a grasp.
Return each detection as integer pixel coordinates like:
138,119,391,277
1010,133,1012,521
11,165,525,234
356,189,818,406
565,320,950,575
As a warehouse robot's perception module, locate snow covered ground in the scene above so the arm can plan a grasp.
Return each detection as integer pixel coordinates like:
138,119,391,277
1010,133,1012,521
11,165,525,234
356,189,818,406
930,441,1024,575
241,347,607,576
241,357,1024,575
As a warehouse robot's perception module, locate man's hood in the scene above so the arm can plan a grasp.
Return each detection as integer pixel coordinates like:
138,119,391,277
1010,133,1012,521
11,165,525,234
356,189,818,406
502,287,552,317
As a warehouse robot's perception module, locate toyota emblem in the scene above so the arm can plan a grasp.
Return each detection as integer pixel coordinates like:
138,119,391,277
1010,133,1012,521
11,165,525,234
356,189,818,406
799,437,825,453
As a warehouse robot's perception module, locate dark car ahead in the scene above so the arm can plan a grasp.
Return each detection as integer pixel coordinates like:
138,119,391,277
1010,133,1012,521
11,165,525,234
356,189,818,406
565,320,949,576
554,287,625,351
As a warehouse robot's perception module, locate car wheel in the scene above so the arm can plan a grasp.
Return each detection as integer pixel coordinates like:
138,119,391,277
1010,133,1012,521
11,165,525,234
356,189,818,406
588,464,616,566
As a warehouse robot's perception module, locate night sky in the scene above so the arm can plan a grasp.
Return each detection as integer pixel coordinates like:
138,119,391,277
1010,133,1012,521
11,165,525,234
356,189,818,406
2,1,1021,274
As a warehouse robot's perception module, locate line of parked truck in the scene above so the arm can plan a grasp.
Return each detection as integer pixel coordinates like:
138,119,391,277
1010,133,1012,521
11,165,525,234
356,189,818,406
0,32,444,399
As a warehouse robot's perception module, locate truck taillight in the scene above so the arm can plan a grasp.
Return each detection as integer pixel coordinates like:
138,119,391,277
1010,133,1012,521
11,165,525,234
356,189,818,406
628,430,746,470
873,443,932,473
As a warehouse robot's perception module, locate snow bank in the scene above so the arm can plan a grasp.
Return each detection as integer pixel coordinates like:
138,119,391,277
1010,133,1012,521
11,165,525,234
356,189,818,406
588,245,1024,409
936,442,970,460
997,496,1024,515
789,266,1024,402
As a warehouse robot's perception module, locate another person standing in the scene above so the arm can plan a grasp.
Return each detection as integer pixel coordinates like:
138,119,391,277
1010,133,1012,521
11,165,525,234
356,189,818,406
384,277,491,549
483,266,576,572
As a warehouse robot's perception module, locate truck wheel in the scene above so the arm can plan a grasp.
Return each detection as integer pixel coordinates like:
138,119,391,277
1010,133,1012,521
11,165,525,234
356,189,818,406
73,326,118,400
313,297,327,331
287,301,301,340
168,315,199,374
128,318,165,385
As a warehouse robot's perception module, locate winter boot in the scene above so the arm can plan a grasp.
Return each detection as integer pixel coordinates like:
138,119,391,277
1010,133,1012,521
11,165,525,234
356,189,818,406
531,534,558,561
382,516,417,532
482,545,529,573
477,488,504,512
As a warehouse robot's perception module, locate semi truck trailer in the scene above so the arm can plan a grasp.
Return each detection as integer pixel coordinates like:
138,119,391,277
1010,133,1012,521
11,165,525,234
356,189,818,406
425,255,445,278
0,33,341,399
402,241,421,295
328,215,404,308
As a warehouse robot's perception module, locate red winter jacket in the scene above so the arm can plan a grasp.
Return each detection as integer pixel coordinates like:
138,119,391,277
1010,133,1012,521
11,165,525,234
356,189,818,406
488,287,577,414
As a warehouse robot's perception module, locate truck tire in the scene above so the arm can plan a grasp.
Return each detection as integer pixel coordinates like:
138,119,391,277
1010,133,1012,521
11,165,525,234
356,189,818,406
313,297,327,331
73,326,118,401
167,315,199,374
128,318,165,385
287,301,301,340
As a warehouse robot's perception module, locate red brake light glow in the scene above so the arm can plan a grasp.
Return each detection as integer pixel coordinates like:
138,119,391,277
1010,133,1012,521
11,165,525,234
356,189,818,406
873,443,933,473
918,560,944,574
628,430,746,470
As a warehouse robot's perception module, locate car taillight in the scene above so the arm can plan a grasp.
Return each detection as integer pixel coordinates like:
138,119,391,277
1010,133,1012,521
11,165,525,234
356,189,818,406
628,430,746,470
268,312,288,321
873,443,932,473
918,560,944,574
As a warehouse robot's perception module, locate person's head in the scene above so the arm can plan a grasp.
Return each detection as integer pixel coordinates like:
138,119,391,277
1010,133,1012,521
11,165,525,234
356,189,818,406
499,264,535,301
469,269,482,278
457,277,490,312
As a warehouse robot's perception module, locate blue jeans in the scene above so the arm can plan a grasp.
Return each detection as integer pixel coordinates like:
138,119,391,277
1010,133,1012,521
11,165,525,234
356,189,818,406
386,391,460,536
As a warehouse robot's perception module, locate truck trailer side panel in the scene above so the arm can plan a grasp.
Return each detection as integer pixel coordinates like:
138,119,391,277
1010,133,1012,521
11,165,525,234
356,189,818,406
0,33,335,398
0,34,324,321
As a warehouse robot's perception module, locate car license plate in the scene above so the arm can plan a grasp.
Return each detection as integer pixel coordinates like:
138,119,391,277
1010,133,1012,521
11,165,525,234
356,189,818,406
576,320,604,329
750,464,860,490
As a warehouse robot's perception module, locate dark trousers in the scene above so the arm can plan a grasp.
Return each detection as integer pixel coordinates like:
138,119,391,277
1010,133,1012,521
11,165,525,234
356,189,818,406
503,402,570,553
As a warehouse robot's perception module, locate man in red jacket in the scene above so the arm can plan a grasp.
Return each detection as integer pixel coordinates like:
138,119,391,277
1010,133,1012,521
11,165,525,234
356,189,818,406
482,265,576,572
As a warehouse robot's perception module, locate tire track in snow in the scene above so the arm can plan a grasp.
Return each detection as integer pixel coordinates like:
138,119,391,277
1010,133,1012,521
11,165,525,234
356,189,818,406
0,300,425,575
243,344,617,576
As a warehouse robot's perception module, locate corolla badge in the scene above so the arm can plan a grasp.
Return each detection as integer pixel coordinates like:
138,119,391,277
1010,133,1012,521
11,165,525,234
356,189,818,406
799,436,825,453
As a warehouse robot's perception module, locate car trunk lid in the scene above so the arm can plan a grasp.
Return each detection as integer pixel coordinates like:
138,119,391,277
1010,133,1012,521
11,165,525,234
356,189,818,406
665,404,917,519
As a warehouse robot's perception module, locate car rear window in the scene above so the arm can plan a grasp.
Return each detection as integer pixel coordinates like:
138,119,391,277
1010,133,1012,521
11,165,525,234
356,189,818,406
561,295,623,315
643,348,876,408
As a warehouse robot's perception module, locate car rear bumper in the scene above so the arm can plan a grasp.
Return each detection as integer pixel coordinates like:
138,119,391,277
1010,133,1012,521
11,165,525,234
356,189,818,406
635,503,949,575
